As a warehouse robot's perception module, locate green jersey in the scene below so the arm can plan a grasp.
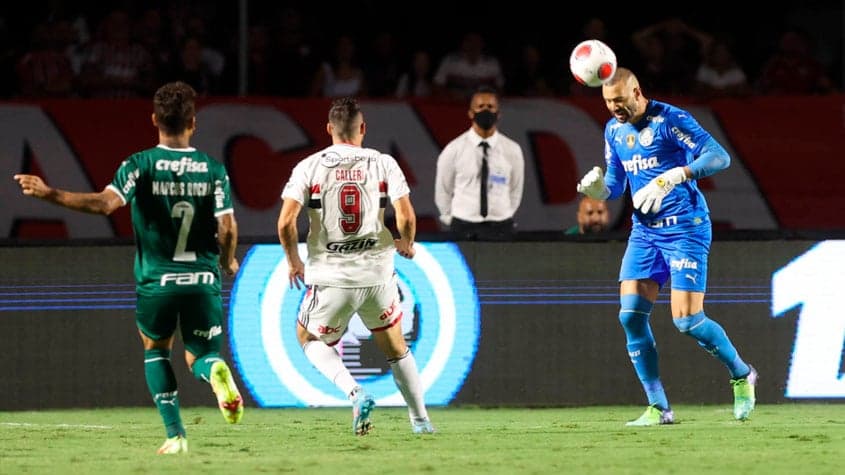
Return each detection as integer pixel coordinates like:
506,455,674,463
108,145,233,296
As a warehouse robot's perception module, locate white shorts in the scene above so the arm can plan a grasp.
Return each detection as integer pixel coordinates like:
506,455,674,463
297,274,402,346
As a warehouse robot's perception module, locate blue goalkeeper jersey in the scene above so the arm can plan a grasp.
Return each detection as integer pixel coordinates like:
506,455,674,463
603,100,711,228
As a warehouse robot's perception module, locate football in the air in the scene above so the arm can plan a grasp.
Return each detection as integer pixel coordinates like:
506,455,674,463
569,39,617,87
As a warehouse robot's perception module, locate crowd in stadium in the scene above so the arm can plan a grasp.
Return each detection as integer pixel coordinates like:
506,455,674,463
3,2,841,100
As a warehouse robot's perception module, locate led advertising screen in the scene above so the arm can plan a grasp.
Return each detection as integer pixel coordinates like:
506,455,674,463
1,240,841,409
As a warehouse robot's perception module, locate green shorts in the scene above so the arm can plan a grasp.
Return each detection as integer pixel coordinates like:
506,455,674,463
136,292,224,356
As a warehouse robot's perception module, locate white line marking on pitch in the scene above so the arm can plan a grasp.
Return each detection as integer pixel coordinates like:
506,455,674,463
0,422,113,429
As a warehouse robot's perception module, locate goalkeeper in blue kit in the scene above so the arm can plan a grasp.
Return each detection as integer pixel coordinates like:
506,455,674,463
577,67,756,425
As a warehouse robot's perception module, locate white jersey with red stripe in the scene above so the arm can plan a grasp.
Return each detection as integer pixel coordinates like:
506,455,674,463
282,143,411,287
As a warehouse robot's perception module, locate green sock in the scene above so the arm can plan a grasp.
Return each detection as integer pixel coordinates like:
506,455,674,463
191,352,223,382
144,349,185,438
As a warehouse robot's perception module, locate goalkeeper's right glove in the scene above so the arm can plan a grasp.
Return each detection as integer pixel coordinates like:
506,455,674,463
577,166,610,200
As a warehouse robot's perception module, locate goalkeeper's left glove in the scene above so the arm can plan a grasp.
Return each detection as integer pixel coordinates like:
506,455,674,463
632,166,688,214
577,166,610,200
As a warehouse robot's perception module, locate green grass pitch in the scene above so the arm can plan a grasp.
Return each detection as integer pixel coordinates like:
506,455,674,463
1,404,843,474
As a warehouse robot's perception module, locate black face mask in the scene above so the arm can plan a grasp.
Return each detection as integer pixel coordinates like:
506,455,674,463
473,110,498,130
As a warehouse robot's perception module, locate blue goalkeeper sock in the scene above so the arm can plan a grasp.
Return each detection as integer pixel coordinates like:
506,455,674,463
144,348,185,438
673,311,750,379
619,294,669,411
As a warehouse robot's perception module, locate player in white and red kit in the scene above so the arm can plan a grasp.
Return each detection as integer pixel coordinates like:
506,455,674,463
277,97,434,435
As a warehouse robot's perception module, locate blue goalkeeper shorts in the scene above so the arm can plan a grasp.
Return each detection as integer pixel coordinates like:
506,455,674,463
619,218,711,292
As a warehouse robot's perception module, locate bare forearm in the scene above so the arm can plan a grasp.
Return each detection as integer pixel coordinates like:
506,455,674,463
47,189,114,215
393,195,416,243
278,224,300,256
396,214,416,243
276,212,293,249
218,220,238,265
277,198,304,262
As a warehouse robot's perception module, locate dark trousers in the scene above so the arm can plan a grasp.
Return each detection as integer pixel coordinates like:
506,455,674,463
450,217,515,241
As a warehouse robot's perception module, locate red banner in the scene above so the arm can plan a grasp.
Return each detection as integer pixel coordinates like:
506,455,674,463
3,95,843,239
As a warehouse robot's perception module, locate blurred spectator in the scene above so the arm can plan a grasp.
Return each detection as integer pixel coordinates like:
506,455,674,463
565,196,610,235
184,15,226,82
164,5,223,76
364,31,401,97
756,28,836,95
245,25,271,95
0,17,18,98
167,36,218,96
268,7,318,97
567,17,620,96
694,36,751,98
310,34,366,98
16,21,76,98
582,17,609,42
134,7,172,83
632,18,713,95
432,32,504,101
78,9,156,98
53,16,89,76
395,49,434,98
506,44,554,97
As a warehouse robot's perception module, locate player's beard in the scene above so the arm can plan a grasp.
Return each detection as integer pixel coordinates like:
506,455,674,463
612,101,636,123
585,222,605,233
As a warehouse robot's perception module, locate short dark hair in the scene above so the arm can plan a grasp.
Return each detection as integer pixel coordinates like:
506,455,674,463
328,97,362,140
153,81,196,136
471,85,500,100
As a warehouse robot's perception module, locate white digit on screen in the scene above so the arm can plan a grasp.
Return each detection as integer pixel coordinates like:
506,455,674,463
171,201,197,262
772,240,845,397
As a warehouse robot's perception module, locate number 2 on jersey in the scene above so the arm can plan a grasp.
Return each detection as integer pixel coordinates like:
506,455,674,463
171,201,197,261
338,183,362,234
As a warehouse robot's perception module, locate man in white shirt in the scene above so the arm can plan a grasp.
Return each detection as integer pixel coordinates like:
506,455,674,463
435,86,525,240
277,97,434,436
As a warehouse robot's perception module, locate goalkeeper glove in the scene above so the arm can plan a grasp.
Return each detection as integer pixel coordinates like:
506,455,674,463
577,166,610,200
631,166,688,214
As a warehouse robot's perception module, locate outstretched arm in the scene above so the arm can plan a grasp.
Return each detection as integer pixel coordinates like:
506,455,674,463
13,174,123,215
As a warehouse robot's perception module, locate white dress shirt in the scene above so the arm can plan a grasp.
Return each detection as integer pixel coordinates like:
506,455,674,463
435,128,524,225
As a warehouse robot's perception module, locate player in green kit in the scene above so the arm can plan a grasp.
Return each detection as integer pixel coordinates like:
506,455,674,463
14,81,244,454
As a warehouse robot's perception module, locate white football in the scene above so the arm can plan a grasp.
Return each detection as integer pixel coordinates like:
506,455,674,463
569,39,617,87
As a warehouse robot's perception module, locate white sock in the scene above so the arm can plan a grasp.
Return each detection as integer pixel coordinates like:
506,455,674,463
389,350,428,421
303,341,359,397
